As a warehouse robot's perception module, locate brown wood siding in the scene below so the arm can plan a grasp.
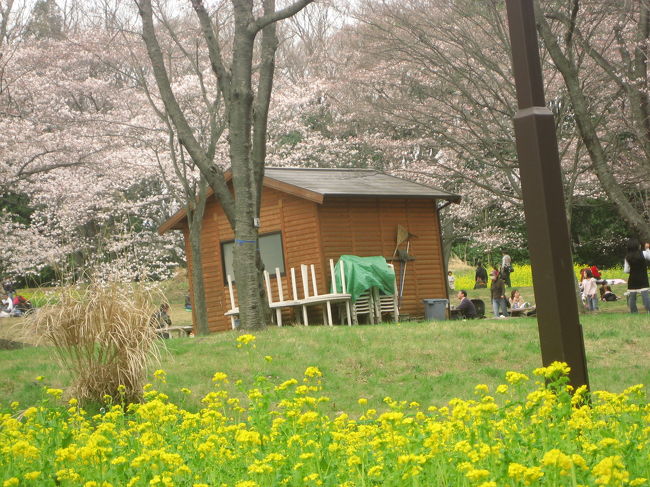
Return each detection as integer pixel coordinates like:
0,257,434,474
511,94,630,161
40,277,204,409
319,197,446,320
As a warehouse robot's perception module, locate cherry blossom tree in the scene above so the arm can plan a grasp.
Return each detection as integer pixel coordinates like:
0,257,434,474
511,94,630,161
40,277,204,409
0,23,183,283
305,0,621,262
534,0,650,242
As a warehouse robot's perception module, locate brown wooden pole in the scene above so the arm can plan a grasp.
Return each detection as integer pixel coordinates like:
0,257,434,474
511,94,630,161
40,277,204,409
504,0,589,388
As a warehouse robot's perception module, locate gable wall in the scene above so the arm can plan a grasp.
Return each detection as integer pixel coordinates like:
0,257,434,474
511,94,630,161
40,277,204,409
319,197,447,319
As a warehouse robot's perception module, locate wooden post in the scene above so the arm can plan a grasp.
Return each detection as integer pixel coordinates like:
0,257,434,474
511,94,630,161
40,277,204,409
504,0,589,388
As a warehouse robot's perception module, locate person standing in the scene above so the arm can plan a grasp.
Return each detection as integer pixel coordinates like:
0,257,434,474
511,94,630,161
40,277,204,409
501,250,512,287
474,262,488,289
490,269,507,317
624,238,650,313
581,269,599,311
447,271,456,290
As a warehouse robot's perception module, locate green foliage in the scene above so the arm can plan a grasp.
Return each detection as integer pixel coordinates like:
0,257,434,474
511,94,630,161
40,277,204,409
24,0,64,39
571,199,630,267
277,130,303,146
0,191,34,226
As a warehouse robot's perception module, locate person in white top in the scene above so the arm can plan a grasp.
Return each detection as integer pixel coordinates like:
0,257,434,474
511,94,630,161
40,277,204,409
581,268,599,311
2,294,14,314
447,271,456,290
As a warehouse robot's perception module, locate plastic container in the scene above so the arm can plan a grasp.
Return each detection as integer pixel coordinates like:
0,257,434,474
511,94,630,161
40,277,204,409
422,298,449,321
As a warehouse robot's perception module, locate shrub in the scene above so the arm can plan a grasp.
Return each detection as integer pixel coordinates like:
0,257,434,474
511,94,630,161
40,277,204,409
24,283,162,404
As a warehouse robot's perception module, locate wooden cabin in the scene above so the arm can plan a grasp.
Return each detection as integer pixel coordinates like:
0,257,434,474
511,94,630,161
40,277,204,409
159,168,461,333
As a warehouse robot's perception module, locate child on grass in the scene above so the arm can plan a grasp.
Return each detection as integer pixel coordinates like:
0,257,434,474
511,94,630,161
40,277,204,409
582,268,599,311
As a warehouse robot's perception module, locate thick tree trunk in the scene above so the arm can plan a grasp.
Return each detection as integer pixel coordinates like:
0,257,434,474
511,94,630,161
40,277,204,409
187,180,209,335
229,16,266,330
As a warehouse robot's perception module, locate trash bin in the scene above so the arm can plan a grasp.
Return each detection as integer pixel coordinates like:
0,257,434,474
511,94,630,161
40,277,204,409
423,298,448,321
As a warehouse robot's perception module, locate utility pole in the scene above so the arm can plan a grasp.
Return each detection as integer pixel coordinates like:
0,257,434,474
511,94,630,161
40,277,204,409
504,0,589,388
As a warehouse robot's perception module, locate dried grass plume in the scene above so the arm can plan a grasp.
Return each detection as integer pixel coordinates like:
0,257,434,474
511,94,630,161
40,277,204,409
25,282,163,404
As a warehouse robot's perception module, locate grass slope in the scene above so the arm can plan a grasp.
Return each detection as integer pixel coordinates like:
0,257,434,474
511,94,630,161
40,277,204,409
1,311,648,416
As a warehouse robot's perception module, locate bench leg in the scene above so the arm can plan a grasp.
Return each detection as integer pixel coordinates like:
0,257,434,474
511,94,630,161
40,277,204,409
276,309,282,327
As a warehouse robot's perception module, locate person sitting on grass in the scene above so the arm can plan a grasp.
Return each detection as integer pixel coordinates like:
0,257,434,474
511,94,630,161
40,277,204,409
509,289,529,309
599,284,618,302
12,295,32,316
151,303,172,339
455,290,477,319
0,294,13,317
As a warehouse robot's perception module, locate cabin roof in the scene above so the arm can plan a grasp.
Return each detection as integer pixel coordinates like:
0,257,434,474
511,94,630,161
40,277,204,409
159,167,461,234
263,167,460,200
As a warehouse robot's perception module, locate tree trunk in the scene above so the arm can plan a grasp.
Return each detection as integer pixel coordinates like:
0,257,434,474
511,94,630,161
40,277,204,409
228,11,266,330
187,179,209,335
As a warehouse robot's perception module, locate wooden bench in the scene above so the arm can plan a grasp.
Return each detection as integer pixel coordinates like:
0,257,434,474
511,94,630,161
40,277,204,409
509,306,536,317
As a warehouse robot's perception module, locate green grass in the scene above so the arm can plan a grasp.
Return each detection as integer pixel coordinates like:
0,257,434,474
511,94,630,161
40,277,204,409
1,310,648,416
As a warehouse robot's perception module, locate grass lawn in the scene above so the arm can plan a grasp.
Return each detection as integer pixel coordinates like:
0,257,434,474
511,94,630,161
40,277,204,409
1,282,647,416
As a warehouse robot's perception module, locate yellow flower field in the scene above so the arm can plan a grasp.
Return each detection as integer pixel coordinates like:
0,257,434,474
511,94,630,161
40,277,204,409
1,348,648,487
454,264,626,290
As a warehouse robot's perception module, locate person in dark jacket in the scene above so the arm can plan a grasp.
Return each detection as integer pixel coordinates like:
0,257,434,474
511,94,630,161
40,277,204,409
2,278,15,297
490,269,507,317
455,290,477,319
474,262,488,289
624,238,650,313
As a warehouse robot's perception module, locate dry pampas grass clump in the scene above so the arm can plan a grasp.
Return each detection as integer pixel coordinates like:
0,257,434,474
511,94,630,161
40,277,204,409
25,283,164,405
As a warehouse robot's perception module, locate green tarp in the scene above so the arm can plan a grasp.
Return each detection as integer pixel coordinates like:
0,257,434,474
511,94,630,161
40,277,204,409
332,255,396,303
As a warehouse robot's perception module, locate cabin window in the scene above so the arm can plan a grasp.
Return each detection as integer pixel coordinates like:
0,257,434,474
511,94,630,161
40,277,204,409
221,232,285,282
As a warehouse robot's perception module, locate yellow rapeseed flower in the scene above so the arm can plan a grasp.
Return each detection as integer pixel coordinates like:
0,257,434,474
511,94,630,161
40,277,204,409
212,372,229,383
236,334,256,347
592,455,630,486
533,361,571,380
153,369,167,383
46,388,63,399
304,366,322,378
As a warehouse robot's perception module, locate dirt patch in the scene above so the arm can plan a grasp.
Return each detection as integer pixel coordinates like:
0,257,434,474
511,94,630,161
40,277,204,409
448,255,475,273
0,338,29,351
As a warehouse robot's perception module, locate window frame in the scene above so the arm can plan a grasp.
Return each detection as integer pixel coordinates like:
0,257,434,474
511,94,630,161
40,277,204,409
220,231,286,285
